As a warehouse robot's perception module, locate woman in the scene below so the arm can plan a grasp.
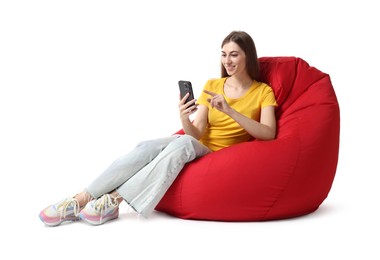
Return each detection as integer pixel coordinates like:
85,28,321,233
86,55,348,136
39,30,278,226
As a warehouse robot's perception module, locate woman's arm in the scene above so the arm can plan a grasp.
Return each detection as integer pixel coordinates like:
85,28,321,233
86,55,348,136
205,90,276,140
179,93,208,140
228,105,276,140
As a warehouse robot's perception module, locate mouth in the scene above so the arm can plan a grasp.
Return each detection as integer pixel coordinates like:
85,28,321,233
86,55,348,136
224,65,235,71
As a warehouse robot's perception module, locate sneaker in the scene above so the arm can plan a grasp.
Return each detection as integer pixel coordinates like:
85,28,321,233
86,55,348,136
39,197,82,227
79,194,120,225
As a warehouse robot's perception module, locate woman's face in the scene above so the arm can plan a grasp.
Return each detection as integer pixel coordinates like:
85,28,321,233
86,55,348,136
221,41,247,77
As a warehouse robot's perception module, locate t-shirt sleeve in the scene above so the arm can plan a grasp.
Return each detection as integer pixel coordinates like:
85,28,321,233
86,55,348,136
261,85,278,108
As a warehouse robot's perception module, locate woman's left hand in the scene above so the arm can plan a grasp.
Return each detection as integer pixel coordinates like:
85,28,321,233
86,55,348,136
204,90,231,114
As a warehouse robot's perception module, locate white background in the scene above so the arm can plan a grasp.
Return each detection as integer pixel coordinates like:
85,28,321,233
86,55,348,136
1,0,379,259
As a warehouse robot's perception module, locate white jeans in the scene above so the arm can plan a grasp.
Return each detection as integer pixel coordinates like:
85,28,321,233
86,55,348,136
85,135,211,218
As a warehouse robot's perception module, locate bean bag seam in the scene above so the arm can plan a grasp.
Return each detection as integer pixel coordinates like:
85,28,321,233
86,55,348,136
260,56,298,116
262,117,301,220
178,172,184,214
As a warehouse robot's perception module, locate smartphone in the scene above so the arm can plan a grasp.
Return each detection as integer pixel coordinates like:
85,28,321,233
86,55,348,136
178,80,195,104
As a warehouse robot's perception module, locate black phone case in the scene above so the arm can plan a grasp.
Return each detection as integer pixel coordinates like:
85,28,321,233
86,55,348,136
178,80,195,104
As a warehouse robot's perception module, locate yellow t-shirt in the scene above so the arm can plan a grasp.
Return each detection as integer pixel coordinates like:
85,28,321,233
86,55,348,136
197,77,278,151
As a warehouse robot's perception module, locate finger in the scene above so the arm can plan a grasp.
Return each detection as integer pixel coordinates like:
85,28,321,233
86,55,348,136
184,98,197,108
179,92,190,103
189,107,198,114
188,104,198,113
181,104,197,116
206,98,214,108
204,90,217,97
209,99,215,108
180,99,197,113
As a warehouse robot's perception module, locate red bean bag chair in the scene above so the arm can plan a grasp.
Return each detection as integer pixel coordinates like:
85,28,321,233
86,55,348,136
156,56,340,221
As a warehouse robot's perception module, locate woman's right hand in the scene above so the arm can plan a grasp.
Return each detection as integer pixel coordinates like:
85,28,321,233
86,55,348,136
178,93,198,121
178,93,208,140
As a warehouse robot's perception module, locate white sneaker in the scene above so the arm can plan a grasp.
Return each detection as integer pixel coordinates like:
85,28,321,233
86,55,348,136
39,197,81,226
79,194,120,225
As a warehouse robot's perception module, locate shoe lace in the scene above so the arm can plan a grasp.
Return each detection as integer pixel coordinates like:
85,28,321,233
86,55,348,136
56,197,81,218
94,194,120,221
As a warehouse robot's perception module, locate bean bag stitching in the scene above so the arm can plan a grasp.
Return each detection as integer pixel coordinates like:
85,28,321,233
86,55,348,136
261,117,301,220
277,56,298,107
176,155,212,218
284,73,330,116
260,57,302,220
260,56,298,115
178,171,184,214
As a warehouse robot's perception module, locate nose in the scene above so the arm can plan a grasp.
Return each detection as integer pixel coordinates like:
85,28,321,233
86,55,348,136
223,55,232,64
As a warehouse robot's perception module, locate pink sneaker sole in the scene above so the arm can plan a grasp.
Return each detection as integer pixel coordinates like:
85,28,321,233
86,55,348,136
39,211,80,227
79,208,119,225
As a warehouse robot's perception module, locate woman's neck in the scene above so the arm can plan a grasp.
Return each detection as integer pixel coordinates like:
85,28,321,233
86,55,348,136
226,74,253,90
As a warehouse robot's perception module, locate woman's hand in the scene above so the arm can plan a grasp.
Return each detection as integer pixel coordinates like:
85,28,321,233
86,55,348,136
204,90,231,114
178,92,207,140
179,93,198,121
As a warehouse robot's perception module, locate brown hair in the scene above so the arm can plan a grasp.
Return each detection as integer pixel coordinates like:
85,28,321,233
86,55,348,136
221,31,260,81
